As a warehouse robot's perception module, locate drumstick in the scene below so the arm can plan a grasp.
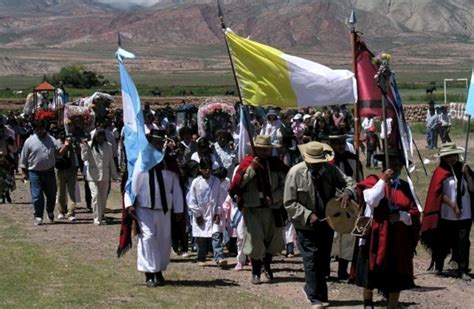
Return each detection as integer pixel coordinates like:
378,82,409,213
320,211,342,222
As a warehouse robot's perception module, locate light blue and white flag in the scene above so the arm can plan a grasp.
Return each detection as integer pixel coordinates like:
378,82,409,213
237,106,253,162
117,47,163,205
466,69,474,116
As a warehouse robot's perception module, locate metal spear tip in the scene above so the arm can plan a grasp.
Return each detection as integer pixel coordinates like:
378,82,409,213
117,30,122,47
217,0,226,28
349,9,356,25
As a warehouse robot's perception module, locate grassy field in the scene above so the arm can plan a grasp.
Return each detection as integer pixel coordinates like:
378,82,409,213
0,181,284,309
0,73,469,104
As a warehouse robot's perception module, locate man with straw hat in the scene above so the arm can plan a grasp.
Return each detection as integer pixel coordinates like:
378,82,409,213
283,141,356,308
421,143,474,280
229,135,289,285
355,148,420,309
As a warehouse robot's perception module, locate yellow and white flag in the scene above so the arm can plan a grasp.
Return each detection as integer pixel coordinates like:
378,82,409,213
225,29,357,108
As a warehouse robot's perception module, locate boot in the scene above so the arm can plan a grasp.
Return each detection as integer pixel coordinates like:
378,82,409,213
145,272,155,288
5,191,11,203
251,259,262,284
263,253,274,280
338,259,350,280
155,271,165,286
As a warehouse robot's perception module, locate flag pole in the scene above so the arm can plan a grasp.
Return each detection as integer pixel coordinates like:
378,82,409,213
464,68,474,163
349,9,361,181
376,64,391,167
464,115,471,163
217,0,256,155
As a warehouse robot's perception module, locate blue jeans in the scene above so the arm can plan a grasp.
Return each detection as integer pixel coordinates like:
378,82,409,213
196,232,224,262
29,169,57,219
212,232,224,261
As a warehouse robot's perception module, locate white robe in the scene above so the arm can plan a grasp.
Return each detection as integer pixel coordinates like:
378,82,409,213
124,169,184,273
187,175,226,238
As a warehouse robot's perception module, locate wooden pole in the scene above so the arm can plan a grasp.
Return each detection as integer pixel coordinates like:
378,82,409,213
218,0,256,155
349,9,361,181
464,115,471,163
377,68,391,167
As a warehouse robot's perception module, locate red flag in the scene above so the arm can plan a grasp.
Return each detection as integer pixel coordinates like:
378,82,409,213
355,34,398,148
355,35,394,119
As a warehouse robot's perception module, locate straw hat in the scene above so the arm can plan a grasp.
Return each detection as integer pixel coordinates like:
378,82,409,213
254,135,280,148
298,141,334,164
436,143,464,157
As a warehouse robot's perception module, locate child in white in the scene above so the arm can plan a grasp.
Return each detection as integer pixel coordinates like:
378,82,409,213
188,158,227,266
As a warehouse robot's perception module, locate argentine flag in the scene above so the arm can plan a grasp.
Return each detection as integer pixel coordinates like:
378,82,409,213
466,68,474,116
117,47,163,205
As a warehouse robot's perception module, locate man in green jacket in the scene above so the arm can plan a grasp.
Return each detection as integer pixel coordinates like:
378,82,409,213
229,135,288,285
284,141,356,308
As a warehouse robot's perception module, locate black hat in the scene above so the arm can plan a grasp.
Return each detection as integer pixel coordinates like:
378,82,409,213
374,148,409,165
147,129,166,141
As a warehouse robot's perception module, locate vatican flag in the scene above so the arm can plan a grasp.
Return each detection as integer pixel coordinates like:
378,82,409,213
225,29,357,108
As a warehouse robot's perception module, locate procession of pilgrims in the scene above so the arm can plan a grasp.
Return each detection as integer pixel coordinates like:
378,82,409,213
1,79,472,309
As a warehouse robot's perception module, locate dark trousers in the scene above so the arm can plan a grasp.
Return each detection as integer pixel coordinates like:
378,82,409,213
172,213,188,253
297,222,334,303
366,149,376,168
434,219,472,273
452,219,471,273
439,126,451,143
84,180,91,209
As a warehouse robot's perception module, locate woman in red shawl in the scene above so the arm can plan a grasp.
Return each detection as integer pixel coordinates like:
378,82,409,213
420,143,474,280
355,150,420,309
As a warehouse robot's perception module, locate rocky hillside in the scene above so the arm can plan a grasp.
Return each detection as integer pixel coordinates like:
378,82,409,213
1,0,472,47
0,0,472,76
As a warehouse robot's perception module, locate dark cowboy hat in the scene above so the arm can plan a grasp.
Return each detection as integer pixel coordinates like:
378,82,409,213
374,148,409,165
147,129,167,141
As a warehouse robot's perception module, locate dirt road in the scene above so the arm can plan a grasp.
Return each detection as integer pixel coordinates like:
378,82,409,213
1,175,473,308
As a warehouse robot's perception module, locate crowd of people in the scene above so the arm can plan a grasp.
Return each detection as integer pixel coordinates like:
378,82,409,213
0,97,472,309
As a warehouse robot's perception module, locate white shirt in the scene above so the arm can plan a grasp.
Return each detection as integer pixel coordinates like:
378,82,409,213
124,169,183,214
380,118,393,139
440,176,472,221
260,120,282,143
361,117,374,131
187,175,226,237
363,179,412,225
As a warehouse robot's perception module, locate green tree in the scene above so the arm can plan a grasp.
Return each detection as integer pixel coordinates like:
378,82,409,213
49,65,108,89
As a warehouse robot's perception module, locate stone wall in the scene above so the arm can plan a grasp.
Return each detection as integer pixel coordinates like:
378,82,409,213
403,102,467,123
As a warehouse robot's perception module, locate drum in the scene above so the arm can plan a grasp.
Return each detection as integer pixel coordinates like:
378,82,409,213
325,197,359,234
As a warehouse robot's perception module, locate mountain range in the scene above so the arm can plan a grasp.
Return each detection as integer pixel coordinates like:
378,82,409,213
0,0,472,78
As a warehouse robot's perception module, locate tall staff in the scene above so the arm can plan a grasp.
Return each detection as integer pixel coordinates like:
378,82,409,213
349,9,361,181
217,0,256,155
375,58,391,167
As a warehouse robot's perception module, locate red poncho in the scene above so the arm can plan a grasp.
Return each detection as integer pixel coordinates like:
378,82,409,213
358,175,420,277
